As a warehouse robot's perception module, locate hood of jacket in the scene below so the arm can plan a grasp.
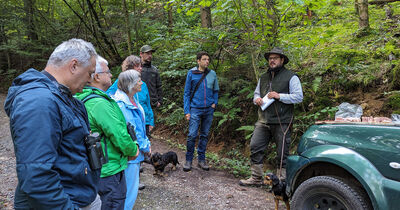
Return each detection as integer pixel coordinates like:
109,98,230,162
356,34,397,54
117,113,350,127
4,69,59,116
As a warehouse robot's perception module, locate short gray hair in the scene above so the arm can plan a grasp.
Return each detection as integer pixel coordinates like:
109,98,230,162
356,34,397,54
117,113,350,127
91,55,108,79
47,38,97,68
118,70,141,94
121,55,141,71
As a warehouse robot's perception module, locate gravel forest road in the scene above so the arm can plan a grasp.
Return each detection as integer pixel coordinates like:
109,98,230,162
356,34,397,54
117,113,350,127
0,93,283,210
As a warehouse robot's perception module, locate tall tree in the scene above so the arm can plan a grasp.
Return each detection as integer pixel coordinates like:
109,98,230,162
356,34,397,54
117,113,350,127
355,0,369,31
23,0,38,40
200,6,212,28
123,0,132,54
166,2,173,33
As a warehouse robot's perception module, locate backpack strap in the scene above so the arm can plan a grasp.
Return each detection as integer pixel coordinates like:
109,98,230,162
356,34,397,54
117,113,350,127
81,94,108,103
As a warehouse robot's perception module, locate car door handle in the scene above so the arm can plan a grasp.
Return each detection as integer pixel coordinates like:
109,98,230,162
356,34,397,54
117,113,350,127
389,162,400,169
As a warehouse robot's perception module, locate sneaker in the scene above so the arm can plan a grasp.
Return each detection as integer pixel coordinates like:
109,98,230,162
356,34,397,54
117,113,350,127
198,160,209,171
183,161,192,172
139,184,145,190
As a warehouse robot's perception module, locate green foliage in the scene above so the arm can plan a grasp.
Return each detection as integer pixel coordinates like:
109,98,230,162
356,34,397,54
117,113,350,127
387,92,400,114
159,103,185,131
392,62,400,89
293,106,338,145
207,146,251,177
236,125,254,140
213,94,241,127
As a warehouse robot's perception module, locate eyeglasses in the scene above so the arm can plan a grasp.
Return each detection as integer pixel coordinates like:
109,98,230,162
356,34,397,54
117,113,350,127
268,56,281,61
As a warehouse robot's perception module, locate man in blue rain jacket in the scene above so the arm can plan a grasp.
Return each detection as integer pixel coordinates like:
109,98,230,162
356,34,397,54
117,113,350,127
183,51,219,172
4,39,101,210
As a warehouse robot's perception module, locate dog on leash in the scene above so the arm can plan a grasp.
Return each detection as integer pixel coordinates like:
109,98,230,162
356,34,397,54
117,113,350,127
264,173,290,210
150,151,179,176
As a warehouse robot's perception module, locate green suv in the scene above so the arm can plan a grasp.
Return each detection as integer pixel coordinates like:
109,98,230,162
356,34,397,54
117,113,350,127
286,122,400,210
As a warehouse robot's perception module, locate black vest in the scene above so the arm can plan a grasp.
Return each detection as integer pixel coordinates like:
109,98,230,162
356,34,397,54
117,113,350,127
258,67,295,124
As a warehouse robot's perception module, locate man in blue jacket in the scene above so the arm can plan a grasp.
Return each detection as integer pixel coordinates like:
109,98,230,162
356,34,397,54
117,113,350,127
4,38,101,209
183,51,219,172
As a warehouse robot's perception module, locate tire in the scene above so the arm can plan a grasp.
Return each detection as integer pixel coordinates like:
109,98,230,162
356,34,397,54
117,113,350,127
291,176,369,210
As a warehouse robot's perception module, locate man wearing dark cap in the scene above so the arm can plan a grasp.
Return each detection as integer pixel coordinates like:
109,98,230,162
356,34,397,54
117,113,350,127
140,45,163,109
239,47,303,186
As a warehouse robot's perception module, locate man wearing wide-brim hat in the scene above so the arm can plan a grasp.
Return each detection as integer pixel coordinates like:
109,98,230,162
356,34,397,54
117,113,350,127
239,47,303,186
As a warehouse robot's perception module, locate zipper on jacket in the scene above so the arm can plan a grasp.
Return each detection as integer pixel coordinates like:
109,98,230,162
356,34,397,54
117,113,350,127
203,79,206,107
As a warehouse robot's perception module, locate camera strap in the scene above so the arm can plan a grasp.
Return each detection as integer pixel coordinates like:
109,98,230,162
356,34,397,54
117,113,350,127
190,68,210,102
82,93,109,163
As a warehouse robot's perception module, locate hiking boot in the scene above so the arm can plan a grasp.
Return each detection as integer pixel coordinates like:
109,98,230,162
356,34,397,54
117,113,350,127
198,160,210,171
239,177,263,187
183,161,192,172
139,183,145,190
239,164,263,187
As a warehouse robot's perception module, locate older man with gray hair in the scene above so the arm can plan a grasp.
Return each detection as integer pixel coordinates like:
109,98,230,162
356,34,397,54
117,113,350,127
4,38,102,209
76,56,140,210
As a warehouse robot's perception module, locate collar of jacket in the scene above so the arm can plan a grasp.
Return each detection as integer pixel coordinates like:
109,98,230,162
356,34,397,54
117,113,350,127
193,67,209,74
80,86,111,100
112,89,139,109
42,70,73,98
268,66,285,75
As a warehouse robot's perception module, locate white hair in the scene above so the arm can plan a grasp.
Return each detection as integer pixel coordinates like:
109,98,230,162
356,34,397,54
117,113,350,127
91,55,109,79
47,38,97,68
118,70,141,95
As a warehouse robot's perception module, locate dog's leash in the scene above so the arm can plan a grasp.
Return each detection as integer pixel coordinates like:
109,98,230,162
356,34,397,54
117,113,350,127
270,71,294,179
274,107,293,179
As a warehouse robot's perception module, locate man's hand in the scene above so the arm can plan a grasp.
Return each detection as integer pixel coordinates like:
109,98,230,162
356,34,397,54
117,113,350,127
185,114,190,121
268,91,280,100
211,104,216,109
156,102,161,108
255,97,263,106
129,143,140,161
149,125,154,131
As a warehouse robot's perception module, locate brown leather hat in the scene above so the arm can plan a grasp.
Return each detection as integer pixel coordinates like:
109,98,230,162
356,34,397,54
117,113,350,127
264,47,289,64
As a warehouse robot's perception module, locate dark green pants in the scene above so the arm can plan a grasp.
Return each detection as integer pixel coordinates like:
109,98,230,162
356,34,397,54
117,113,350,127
249,122,291,168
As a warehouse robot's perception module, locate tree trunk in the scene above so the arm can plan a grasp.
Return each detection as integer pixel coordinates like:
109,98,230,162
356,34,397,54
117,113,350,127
86,0,121,62
167,2,173,33
357,0,369,30
122,0,132,54
131,0,142,54
384,4,393,19
200,6,212,28
23,0,38,40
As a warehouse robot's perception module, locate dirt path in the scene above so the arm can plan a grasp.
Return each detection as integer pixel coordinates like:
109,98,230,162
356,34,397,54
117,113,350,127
0,93,282,210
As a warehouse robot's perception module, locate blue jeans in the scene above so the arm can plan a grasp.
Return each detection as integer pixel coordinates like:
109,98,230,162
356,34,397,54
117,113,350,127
186,107,214,161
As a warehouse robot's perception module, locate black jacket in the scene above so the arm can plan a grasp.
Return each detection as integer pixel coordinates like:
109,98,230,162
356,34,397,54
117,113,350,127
141,62,163,106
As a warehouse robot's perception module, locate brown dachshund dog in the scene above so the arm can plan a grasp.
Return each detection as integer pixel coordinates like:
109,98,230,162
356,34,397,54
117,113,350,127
264,173,290,210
